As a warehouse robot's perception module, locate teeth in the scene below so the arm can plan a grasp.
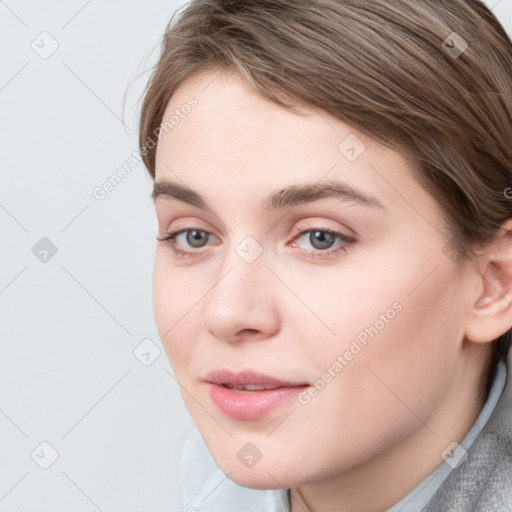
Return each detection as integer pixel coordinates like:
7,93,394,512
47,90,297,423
224,384,279,391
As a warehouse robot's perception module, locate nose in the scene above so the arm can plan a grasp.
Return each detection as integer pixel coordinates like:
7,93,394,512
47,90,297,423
200,245,280,343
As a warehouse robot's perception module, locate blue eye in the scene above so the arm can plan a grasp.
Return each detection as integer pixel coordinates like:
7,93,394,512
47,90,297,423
179,230,209,248
157,227,355,260
291,228,356,259
298,230,338,250
157,229,214,258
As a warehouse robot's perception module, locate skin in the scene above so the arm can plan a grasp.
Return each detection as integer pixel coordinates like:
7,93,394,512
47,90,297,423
151,68,512,512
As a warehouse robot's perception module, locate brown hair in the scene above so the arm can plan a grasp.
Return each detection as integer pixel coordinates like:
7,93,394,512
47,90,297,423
138,0,512,395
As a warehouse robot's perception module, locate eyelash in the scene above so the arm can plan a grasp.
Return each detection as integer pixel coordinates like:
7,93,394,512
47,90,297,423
156,227,356,260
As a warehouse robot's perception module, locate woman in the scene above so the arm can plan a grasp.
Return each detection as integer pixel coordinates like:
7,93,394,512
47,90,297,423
138,1,512,510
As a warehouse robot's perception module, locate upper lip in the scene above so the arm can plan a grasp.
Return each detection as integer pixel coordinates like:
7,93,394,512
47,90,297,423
204,369,309,388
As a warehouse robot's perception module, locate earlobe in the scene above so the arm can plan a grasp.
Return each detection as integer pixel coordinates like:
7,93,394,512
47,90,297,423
465,218,512,344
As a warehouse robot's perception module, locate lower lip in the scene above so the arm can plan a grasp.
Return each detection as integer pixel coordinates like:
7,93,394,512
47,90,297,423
207,383,307,420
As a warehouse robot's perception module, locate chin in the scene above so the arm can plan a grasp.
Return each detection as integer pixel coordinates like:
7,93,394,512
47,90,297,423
224,467,290,490
210,448,308,490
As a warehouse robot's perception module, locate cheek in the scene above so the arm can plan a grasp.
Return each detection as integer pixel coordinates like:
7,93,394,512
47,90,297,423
286,250,464,419
304,261,464,435
152,252,201,367
290,240,460,366
152,253,173,334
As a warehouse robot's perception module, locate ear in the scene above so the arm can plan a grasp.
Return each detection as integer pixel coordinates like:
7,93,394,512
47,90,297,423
465,218,512,344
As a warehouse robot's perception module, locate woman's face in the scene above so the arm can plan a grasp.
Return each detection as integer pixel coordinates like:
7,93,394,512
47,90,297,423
152,68,479,489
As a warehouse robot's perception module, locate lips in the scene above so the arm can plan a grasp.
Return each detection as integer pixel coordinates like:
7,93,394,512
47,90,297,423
223,383,280,391
205,369,307,388
204,369,309,420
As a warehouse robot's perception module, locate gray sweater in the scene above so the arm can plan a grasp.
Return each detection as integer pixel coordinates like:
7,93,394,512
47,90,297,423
423,349,512,511
179,347,512,511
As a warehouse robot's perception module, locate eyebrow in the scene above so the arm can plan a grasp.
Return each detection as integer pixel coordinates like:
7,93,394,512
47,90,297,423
152,178,386,212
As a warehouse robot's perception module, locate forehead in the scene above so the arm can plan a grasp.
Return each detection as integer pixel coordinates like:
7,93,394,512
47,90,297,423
154,68,444,233
155,68,377,175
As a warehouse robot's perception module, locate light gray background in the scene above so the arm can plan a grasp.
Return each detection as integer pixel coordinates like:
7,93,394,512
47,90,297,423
0,1,510,511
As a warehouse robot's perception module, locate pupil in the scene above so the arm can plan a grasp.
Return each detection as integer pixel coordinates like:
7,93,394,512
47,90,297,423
311,230,334,250
187,230,207,248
